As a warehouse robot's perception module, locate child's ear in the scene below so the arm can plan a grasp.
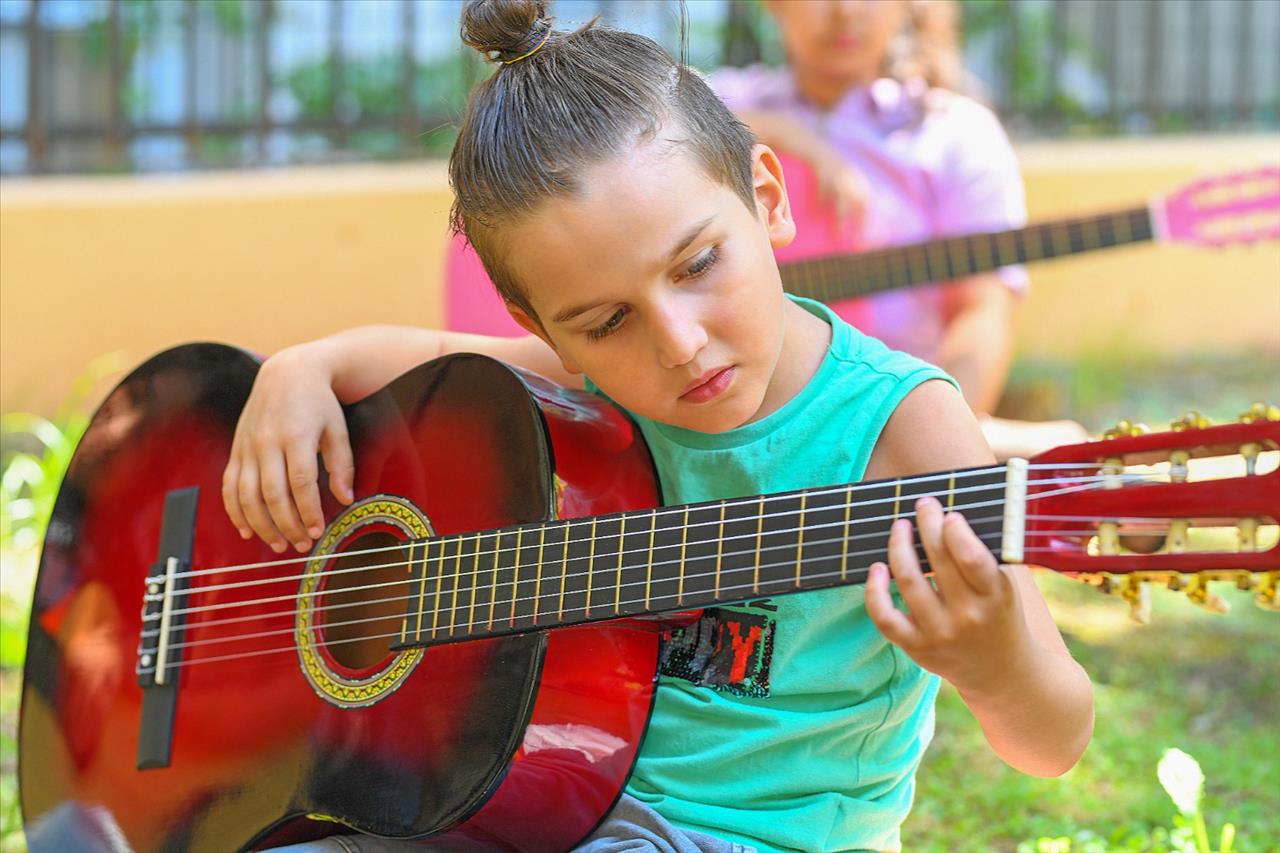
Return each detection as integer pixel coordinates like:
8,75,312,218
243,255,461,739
752,144,796,250
507,303,584,375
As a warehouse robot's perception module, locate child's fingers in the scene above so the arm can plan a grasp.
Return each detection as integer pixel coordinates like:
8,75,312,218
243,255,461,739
916,497,988,602
865,562,921,649
320,422,355,507
235,463,289,553
255,451,312,553
942,512,999,595
887,518,946,637
284,441,325,541
221,457,252,540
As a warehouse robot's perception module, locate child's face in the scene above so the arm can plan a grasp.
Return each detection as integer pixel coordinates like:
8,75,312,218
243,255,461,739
504,138,800,434
768,0,906,86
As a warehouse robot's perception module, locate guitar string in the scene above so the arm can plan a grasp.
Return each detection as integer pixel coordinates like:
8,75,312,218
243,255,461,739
145,524,1243,675
137,476,1182,661
142,527,1013,671
171,464,1023,580
156,469,1159,595
144,523,1201,656
136,520,1198,643
147,473,1155,610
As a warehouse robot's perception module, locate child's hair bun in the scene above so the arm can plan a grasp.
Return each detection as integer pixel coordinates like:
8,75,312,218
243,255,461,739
460,0,552,64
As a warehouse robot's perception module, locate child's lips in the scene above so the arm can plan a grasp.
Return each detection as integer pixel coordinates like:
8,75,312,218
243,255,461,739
679,366,736,403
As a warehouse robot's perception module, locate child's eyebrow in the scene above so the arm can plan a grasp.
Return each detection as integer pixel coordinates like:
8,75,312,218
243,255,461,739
664,214,716,264
551,214,717,325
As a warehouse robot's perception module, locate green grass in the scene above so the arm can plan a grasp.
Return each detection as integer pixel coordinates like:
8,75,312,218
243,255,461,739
1,352,1275,850
909,575,1279,852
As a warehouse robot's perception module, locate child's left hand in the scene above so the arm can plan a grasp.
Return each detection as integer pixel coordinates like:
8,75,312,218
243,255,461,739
865,496,1034,693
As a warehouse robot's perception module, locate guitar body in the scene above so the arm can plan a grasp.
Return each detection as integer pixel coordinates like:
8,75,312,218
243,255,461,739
19,346,662,852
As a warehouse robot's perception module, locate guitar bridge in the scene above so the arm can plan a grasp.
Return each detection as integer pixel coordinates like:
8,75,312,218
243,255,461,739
135,487,198,770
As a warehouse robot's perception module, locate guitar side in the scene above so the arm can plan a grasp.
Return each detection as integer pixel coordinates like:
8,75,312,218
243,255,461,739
19,346,662,852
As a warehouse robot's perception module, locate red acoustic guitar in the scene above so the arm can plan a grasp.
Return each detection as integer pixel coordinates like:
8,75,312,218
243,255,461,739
18,347,1279,851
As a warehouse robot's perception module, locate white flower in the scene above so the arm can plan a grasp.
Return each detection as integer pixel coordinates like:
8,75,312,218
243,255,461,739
1157,747,1205,817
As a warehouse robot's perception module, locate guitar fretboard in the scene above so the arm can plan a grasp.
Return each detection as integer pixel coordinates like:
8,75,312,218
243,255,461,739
781,206,1155,302
391,465,1010,650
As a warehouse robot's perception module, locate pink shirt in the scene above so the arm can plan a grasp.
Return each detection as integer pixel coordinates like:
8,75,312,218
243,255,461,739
710,65,1028,361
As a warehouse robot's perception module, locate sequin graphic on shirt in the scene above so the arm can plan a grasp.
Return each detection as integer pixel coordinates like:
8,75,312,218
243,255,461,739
658,602,776,697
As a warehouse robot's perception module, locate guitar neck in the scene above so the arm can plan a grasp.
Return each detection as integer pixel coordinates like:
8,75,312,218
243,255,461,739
780,205,1155,302
392,465,1013,650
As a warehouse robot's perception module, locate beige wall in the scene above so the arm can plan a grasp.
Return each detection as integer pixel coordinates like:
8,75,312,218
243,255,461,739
2,135,1278,416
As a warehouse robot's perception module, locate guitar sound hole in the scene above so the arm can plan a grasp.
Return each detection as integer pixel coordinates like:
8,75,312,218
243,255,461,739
320,531,411,671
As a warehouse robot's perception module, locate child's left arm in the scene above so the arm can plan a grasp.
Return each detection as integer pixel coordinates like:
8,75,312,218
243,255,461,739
864,380,1094,777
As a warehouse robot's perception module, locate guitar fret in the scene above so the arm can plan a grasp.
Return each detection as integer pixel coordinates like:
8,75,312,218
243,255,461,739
926,238,949,282
753,495,765,594
585,517,598,617
532,525,547,625
431,537,447,639
1116,210,1133,244
487,531,501,631
952,234,967,277
407,539,428,643
677,507,689,605
559,520,571,621
390,465,1015,649
465,532,488,630
509,528,523,628
448,533,465,636
615,514,626,614
998,230,1020,265
906,247,926,285
795,492,807,588
646,509,657,608
841,484,852,581
1066,220,1084,254
714,501,725,598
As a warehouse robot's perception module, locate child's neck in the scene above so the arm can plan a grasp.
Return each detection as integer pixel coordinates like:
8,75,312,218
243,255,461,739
749,298,831,424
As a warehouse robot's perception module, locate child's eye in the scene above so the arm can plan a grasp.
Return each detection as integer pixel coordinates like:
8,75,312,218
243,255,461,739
678,246,720,281
586,307,628,341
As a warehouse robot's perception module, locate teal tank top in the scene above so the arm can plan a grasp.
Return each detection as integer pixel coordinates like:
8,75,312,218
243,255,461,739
586,297,956,852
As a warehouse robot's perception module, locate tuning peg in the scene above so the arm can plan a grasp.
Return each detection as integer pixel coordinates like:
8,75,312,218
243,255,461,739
1099,573,1152,624
1170,411,1212,431
1239,402,1280,423
1182,572,1231,615
1103,420,1152,440
1255,572,1279,612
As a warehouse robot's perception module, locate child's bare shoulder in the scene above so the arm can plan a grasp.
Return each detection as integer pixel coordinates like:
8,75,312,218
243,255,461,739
865,380,993,480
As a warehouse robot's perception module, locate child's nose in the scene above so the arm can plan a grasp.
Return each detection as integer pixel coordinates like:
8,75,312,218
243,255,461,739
651,309,708,370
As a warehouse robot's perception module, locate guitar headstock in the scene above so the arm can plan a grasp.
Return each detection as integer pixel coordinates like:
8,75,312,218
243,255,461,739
1024,404,1279,622
1156,166,1280,247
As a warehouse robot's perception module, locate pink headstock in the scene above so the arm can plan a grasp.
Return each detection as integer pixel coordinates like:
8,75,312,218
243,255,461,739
1022,408,1279,619
1155,166,1280,247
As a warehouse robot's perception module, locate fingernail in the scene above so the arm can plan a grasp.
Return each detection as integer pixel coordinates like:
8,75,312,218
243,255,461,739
271,542,286,554
308,526,323,538
917,496,937,510
239,529,251,540
294,541,310,553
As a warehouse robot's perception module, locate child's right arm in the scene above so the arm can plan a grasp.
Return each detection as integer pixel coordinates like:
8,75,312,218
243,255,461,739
221,325,578,554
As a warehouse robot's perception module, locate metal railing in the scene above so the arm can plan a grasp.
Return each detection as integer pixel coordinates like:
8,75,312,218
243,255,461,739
0,0,1275,176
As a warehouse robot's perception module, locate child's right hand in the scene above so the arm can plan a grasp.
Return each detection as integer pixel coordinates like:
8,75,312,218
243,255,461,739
222,344,356,554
